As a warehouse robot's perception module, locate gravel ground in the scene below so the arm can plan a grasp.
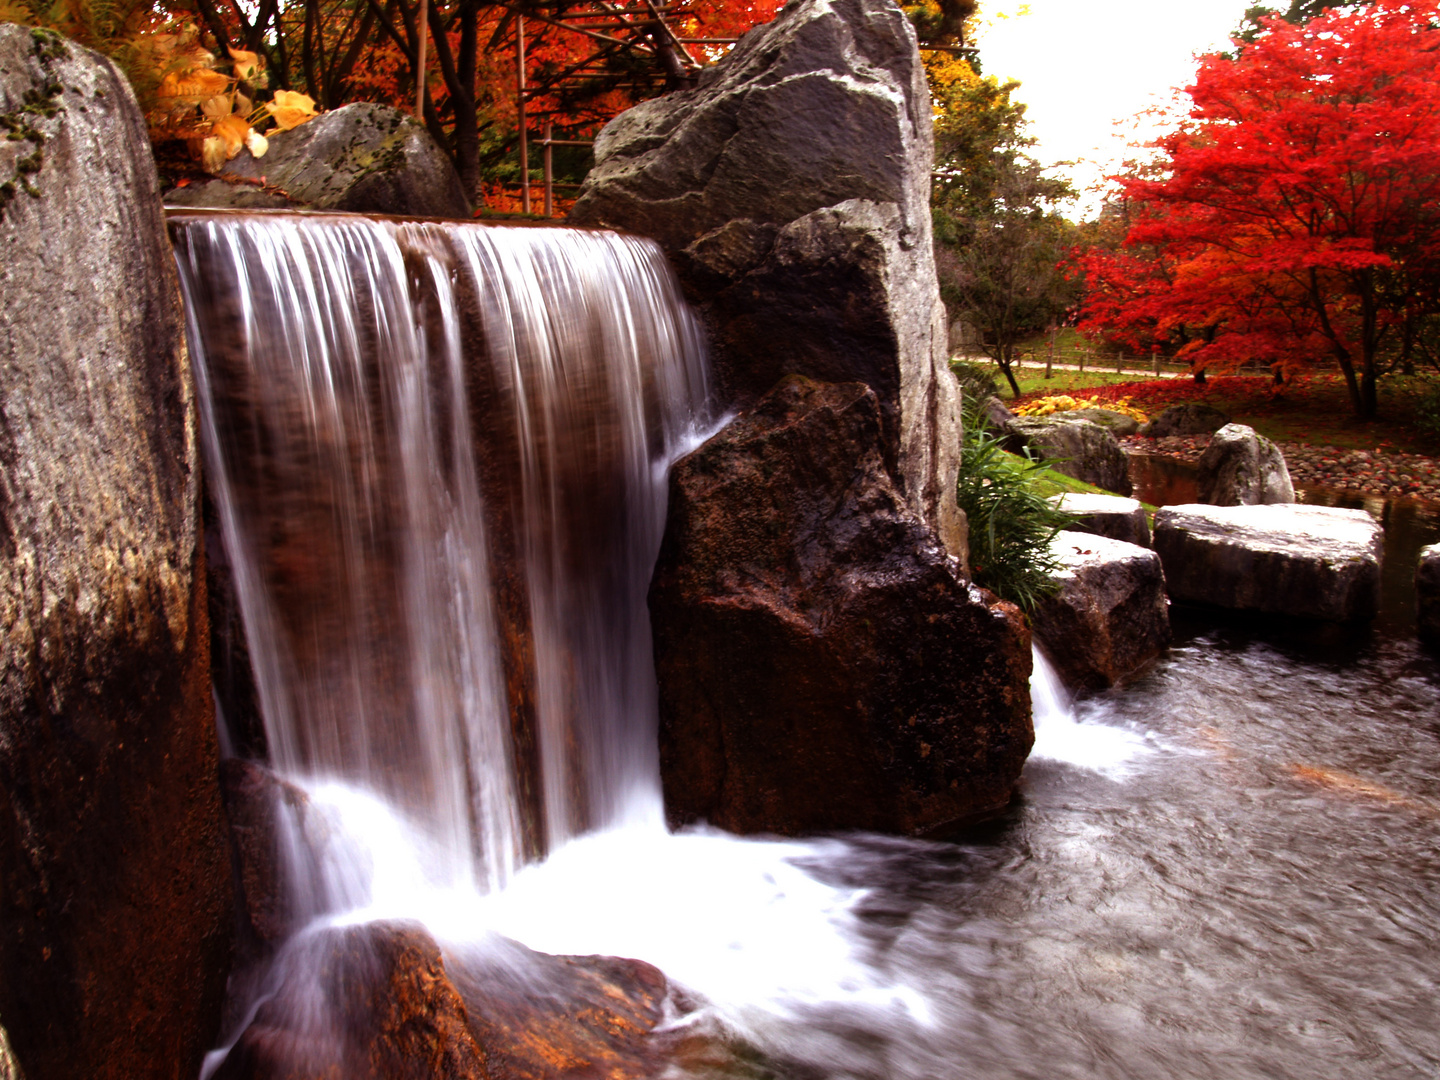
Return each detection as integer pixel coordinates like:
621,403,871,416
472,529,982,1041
1120,434,1440,503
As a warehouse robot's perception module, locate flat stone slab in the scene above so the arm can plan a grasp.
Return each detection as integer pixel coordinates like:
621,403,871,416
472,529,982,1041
1050,493,1150,547
1033,532,1170,690
1153,504,1382,622
1418,543,1440,642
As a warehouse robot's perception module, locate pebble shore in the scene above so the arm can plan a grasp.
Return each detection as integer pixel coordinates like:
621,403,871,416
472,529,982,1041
1120,435,1440,503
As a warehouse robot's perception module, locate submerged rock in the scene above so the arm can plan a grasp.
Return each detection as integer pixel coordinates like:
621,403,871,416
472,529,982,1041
449,937,668,1080
1006,416,1134,496
212,923,489,1080
571,0,964,559
0,25,232,1080
213,923,670,1080
1153,504,1382,622
1141,403,1231,439
1197,423,1295,506
1418,544,1440,643
1048,493,1151,548
1033,533,1170,690
650,377,1033,836
164,102,471,218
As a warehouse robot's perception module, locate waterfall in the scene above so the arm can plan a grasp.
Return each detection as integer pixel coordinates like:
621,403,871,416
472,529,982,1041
1028,645,1154,774
172,211,711,898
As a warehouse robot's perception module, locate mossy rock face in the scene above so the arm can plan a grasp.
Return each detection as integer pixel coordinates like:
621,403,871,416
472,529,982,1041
1,22,233,1080
1006,416,1134,496
1066,407,1140,437
164,102,471,218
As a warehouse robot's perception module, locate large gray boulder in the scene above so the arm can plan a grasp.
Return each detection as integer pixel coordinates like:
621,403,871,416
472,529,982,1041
1006,416,1134,496
1418,543,1440,643
570,0,964,558
1141,402,1230,439
1197,423,1295,505
1033,532,1170,690
164,102,471,218
1154,504,1382,622
1067,407,1140,438
1049,493,1150,548
0,24,232,1080
649,377,1033,836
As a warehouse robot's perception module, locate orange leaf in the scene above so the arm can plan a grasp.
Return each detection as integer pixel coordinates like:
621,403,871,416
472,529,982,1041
227,47,263,82
265,90,318,131
211,113,250,158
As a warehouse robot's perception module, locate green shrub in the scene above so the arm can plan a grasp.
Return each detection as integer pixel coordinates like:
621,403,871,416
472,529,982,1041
956,402,1075,613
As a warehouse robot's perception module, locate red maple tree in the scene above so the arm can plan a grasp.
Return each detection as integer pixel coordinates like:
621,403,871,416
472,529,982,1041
1079,0,1440,418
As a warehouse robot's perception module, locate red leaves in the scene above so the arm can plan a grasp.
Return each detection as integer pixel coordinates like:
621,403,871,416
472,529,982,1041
1077,0,1440,413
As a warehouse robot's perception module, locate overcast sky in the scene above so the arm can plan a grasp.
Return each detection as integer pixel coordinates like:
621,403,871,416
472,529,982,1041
975,0,1257,215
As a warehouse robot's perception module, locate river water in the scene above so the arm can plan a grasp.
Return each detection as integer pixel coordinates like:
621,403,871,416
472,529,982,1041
176,211,1440,1079
468,464,1440,1080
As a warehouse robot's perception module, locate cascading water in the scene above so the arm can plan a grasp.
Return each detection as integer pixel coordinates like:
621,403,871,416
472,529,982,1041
173,209,1440,1080
173,211,711,897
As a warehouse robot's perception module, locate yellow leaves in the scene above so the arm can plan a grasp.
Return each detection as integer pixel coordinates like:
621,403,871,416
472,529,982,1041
197,135,228,175
199,93,233,118
1014,395,1150,424
211,112,250,156
227,47,262,82
265,90,318,132
194,113,267,174
158,66,230,100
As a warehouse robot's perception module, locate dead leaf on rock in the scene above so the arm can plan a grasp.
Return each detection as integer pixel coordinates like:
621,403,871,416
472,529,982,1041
265,90,319,131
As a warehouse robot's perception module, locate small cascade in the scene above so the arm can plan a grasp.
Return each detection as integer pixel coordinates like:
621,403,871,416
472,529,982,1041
172,211,711,898
1028,645,1154,775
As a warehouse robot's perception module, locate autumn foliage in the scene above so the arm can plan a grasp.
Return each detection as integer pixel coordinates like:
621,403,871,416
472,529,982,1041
1079,0,1440,419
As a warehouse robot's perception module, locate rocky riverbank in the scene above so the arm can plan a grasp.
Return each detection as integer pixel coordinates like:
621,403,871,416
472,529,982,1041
1122,435,1440,503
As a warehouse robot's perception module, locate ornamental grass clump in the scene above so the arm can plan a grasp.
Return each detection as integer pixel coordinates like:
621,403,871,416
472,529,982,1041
956,403,1076,613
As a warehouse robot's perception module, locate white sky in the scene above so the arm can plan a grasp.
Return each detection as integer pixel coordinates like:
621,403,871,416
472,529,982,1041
975,0,1257,216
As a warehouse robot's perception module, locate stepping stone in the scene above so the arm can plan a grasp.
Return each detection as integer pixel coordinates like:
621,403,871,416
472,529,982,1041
1034,532,1171,690
1049,493,1151,547
1153,504,1382,622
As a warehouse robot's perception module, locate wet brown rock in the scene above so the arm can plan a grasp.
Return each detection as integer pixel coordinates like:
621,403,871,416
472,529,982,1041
213,922,489,1080
214,923,671,1080
650,377,1033,836
448,938,668,1080
571,0,964,560
219,759,321,956
0,25,232,1080
1032,533,1170,690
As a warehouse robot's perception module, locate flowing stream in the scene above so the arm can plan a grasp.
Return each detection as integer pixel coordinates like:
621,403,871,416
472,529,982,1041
174,212,1440,1079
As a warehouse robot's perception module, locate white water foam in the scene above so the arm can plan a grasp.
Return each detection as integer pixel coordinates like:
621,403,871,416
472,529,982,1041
1028,646,1156,777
